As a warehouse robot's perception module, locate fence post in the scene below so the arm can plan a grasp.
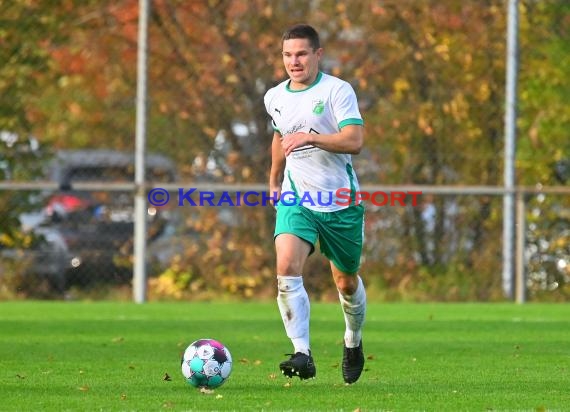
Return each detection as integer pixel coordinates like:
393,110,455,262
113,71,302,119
133,0,150,303
502,0,519,299
515,190,526,303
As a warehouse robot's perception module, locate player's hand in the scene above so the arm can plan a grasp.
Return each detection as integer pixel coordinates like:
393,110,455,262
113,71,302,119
268,186,281,208
282,132,310,157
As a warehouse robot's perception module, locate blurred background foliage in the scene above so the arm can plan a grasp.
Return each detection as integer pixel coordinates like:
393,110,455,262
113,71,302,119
1,0,569,301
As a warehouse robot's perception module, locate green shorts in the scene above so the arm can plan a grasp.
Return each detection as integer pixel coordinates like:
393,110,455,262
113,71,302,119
274,203,365,274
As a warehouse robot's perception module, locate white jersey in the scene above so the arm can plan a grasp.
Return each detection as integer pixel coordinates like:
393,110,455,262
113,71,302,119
264,71,364,212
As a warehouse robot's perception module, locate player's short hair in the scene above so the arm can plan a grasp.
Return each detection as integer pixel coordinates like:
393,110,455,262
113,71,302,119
282,24,321,51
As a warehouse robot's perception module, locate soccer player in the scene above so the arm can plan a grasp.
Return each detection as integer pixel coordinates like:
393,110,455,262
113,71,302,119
264,24,367,384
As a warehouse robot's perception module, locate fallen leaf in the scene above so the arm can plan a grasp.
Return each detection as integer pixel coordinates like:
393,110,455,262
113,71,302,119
163,373,172,381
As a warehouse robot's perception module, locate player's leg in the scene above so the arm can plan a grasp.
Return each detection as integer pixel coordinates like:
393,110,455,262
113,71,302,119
274,205,318,379
318,204,366,383
332,261,367,385
331,264,366,384
331,265,366,351
275,233,312,356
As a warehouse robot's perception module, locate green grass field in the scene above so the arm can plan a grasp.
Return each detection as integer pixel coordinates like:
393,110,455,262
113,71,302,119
1,301,569,411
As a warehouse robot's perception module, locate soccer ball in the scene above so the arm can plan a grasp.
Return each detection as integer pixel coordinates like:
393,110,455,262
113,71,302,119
181,339,233,389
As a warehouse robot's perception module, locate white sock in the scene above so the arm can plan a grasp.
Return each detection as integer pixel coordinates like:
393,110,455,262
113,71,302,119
338,275,366,348
276,275,310,355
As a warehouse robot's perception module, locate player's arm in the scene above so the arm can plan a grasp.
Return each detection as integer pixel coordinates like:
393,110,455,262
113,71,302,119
281,124,364,156
269,131,285,204
307,124,363,154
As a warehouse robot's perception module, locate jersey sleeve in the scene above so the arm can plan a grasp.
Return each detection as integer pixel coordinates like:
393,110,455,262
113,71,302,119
263,88,280,133
332,81,364,129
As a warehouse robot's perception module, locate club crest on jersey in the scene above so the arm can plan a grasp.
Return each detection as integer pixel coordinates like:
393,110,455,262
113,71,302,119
312,99,325,115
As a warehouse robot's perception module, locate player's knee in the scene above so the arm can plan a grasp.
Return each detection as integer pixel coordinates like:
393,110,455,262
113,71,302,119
276,260,303,276
276,252,307,275
336,275,358,295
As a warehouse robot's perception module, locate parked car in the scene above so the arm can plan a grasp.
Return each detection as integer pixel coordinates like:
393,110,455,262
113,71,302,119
53,150,177,284
0,225,74,293
7,149,178,291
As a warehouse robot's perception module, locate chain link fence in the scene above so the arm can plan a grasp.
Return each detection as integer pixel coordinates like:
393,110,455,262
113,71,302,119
1,1,569,301
1,178,568,302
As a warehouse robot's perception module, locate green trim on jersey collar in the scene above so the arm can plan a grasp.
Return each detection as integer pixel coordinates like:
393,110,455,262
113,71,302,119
286,71,323,93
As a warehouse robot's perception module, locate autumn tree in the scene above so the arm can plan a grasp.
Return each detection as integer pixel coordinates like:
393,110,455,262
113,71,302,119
2,0,569,299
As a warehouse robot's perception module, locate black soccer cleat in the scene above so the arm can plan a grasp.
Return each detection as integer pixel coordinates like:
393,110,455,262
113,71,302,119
342,340,364,384
279,351,316,380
